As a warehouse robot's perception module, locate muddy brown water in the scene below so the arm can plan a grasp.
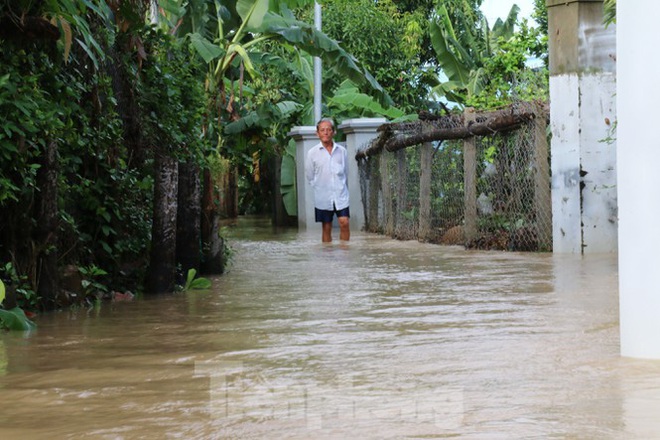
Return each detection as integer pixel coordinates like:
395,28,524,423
1,217,660,439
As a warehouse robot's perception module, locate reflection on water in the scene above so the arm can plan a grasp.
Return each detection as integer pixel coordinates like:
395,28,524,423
1,216,660,439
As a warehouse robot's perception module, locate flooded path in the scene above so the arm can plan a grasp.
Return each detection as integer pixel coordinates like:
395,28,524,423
2,217,660,439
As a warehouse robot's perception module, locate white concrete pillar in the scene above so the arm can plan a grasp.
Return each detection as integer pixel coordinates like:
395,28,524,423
339,118,387,232
288,126,319,231
618,2,660,358
547,0,617,253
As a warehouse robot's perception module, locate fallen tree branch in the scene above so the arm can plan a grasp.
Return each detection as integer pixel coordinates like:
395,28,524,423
356,105,538,160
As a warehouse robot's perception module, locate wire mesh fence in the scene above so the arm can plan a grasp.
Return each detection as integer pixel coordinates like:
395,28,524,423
357,102,551,252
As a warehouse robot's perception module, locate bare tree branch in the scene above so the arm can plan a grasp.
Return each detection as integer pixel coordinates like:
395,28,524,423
356,105,538,160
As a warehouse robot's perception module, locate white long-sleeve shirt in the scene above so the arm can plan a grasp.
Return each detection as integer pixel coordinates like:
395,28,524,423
305,142,349,211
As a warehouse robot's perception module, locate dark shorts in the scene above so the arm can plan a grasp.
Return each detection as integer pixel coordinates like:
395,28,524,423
315,205,350,223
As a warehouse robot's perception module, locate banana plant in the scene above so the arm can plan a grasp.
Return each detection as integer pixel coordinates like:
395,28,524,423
181,269,212,291
158,0,390,112
280,138,297,216
429,3,520,104
327,80,407,120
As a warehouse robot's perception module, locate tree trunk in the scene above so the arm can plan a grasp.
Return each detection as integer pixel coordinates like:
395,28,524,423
227,166,239,218
34,141,59,309
176,161,201,282
201,169,225,275
147,153,179,294
107,46,144,169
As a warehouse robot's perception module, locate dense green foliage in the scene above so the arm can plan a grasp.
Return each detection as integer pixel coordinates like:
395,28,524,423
465,20,548,109
430,2,548,109
532,0,548,36
318,0,431,114
138,31,206,161
0,0,212,306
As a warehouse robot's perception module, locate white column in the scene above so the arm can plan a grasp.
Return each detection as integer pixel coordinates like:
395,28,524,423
618,1,660,358
549,74,582,253
547,0,617,253
288,126,320,231
339,118,387,232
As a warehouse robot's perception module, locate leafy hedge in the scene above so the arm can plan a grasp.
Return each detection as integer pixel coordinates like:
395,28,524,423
0,22,210,308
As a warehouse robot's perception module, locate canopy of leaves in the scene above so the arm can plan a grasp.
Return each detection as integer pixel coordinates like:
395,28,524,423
313,0,429,113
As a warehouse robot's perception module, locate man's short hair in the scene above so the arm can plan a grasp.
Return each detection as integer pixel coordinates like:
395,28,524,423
316,118,335,131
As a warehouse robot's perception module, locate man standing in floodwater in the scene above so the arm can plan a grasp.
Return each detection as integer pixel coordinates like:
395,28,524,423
305,118,350,243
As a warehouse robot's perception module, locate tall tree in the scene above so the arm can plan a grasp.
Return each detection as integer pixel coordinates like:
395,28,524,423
0,0,109,308
316,0,428,113
147,153,179,293
136,28,207,292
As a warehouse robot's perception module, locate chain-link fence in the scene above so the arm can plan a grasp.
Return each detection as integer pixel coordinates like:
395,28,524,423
357,102,551,252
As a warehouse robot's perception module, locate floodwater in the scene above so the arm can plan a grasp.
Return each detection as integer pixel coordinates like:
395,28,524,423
1,217,660,439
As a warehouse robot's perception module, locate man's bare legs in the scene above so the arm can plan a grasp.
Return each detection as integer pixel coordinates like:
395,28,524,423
322,222,333,243
338,216,350,241
321,217,350,242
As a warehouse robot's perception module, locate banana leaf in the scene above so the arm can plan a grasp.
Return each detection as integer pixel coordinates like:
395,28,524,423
280,139,297,216
0,308,37,331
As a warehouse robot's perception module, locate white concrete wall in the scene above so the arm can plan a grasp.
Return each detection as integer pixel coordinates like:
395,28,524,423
618,1,660,359
550,74,582,253
580,74,617,253
548,0,617,254
551,74,617,253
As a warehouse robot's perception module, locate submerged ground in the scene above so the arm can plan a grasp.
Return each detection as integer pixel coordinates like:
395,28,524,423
1,217,659,439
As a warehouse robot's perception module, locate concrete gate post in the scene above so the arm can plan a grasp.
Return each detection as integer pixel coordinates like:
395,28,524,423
339,118,387,232
547,0,617,253
288,125,319,232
